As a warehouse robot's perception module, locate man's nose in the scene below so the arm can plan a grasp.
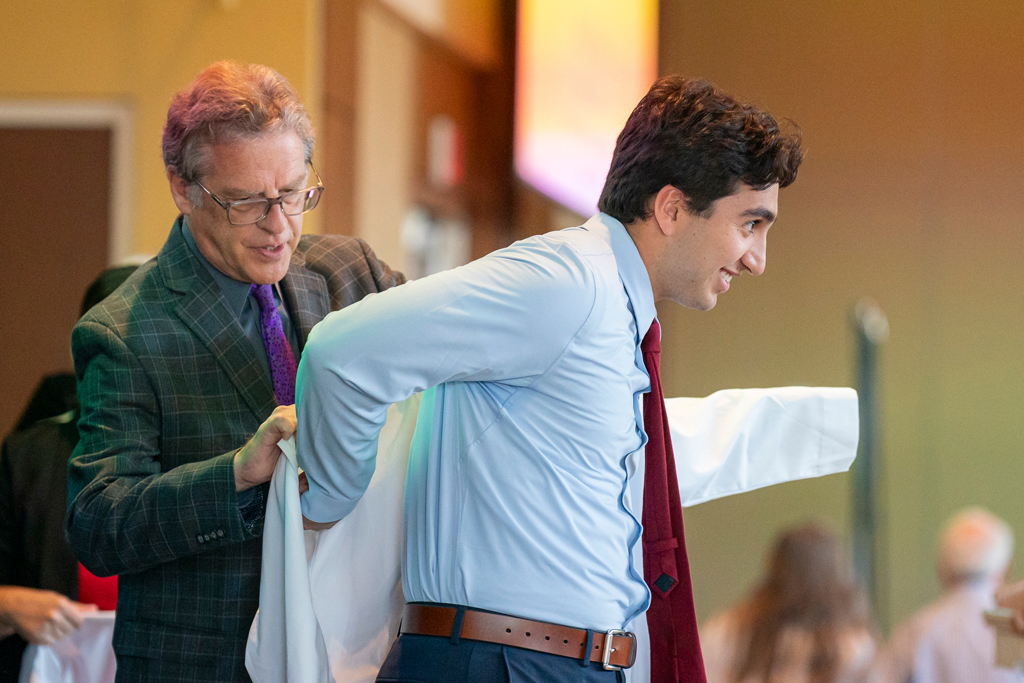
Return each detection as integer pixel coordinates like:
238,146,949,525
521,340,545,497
743,235,767,276
258,202,290,233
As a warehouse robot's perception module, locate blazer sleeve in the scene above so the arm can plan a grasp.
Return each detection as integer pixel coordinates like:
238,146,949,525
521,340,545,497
66,320,252,577
358,237,406,290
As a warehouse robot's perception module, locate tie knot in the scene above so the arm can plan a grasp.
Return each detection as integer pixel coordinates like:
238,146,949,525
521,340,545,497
641,319,661,355
250,283,276,312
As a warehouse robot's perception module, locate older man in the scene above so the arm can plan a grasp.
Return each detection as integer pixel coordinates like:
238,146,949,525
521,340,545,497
295,77,807,683
887,508,1019,683
65,61,402,682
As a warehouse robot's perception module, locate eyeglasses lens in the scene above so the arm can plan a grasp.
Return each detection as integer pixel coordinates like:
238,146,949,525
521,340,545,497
226,187,323,225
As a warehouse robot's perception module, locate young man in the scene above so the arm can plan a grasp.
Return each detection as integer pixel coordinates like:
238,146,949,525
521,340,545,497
66,62,402,682
295,77,806,682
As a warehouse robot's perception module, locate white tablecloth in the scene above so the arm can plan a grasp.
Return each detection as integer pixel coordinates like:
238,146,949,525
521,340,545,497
20,611,116,683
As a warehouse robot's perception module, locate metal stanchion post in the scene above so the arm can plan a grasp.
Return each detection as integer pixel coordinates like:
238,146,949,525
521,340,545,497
851,298,889,627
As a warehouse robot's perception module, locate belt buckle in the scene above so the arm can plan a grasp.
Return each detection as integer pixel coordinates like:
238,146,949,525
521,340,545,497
601,629,635,671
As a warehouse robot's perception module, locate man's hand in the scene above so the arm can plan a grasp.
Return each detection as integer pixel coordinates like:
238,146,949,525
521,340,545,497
996,579,1024,632
302,516,339,531
234,405,297,492
301,518,337,532
0,586,97,646
297,471,339,531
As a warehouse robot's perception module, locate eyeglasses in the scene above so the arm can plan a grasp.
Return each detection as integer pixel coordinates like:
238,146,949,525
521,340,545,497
194,163,324,226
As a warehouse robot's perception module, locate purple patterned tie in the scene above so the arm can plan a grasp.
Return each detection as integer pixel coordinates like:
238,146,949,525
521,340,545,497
250,284,297,405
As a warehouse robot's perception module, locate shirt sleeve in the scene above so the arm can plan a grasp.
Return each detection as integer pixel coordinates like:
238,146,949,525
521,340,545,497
297,240,596,523
666,387,860,507
238,486,267,534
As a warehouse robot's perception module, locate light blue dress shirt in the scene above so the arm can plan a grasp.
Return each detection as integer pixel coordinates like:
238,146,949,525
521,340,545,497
297,213,658,631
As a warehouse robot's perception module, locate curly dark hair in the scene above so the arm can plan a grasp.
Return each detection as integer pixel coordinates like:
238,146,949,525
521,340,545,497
598,76,803,223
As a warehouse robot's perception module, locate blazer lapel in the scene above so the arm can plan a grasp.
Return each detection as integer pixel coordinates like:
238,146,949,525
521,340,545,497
279,249,330,354
160,220,277,420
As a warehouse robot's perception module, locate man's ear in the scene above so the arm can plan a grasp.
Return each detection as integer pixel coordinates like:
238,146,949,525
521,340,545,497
651,185,689,236
166,166,194,216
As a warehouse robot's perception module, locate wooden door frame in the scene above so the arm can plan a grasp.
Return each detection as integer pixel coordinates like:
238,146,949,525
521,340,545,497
0,101,132,265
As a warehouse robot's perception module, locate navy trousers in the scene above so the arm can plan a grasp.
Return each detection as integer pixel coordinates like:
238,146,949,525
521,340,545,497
376,634,626,683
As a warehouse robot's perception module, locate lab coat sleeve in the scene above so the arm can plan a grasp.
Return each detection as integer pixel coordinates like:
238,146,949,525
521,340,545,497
666,387,859,507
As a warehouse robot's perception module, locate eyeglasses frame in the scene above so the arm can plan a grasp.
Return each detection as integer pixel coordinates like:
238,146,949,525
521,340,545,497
192,162,324,226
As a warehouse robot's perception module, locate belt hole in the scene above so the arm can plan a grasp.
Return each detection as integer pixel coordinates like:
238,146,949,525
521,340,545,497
505,628,511,633
563,639,569,644
525,632,531,637
545,636,550,640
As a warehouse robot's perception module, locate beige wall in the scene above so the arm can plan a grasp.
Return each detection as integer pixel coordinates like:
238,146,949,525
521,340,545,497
379,0,501,68
659,0,1024,631
354,3,418,272
1,0,323,258
346,0,510,267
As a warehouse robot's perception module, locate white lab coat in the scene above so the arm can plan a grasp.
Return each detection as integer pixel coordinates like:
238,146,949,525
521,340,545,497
19,612,117,683
246,386,859,683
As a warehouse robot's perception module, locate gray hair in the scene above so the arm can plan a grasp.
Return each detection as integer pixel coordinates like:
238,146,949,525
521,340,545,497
937,507,1013,586
161,61,315,207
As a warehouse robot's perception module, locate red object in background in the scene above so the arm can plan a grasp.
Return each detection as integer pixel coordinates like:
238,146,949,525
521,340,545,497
77,563,118,610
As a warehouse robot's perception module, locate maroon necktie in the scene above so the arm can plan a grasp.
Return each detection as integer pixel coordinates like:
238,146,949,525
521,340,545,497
250,284,298,405
641,320,706,683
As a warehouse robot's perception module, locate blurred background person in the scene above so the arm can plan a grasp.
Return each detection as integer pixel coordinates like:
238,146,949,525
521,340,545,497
0,265,136,683
9,375,77,436
887,507,1019,683
700,524,879,683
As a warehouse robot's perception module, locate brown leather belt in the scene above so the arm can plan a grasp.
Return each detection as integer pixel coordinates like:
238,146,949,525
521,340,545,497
400,603,636,670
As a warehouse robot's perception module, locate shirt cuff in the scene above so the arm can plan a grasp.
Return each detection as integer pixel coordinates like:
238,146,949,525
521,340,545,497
238,484,266,535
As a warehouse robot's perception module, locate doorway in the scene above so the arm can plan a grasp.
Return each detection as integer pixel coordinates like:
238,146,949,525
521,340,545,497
0,102,131,439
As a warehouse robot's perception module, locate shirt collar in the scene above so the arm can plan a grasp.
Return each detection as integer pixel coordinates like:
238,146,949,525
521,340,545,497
956,578,999,605
585,213,657,342
180,217,254,319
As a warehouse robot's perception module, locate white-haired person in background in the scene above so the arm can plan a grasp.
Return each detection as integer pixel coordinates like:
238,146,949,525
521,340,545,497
886,507,1019,683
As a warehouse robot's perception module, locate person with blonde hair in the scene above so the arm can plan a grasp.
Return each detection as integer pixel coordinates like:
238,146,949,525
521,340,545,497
700,524,878,683
886,507,1017,683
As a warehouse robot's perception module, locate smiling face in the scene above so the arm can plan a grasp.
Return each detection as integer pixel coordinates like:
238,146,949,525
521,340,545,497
168,130,309,285
658,183,778,310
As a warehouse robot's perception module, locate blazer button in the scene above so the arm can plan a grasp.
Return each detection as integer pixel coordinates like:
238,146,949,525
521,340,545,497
203,534,210,542
197,534,204,544
216,530,225,538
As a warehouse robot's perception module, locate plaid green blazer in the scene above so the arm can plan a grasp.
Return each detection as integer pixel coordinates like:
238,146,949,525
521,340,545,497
66,219,403,682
